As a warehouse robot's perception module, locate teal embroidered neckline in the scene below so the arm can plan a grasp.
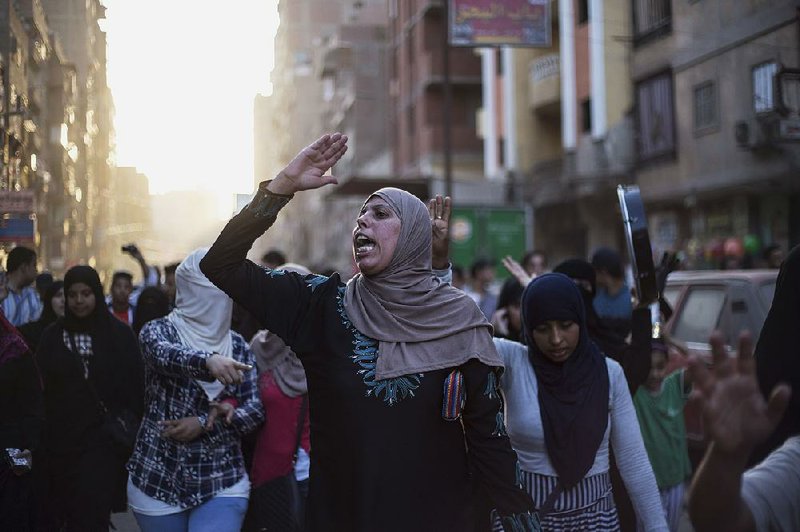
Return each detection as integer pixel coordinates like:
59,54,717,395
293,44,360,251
336,286,422,405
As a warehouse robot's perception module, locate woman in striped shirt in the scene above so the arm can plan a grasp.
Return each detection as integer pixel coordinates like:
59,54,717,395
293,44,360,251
493,273,668,531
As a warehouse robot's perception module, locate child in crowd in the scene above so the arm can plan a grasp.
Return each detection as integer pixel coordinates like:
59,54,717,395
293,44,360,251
633,338,692,532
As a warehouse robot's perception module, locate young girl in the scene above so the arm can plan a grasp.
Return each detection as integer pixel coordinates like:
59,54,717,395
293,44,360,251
633,338,692,531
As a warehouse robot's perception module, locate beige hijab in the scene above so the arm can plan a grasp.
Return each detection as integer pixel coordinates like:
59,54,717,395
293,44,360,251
250,263,309,397
344,188,502,380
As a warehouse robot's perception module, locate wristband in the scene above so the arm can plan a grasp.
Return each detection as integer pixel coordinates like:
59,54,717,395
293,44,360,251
247,180,294,221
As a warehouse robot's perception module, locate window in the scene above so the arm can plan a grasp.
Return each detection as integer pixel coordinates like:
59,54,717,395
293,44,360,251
693,81,717,131
672,288,726,344
634,0,671,39
581,98,592,133
577,0,589,24
636,72,675,160
753,61,778,113
662,286,681,311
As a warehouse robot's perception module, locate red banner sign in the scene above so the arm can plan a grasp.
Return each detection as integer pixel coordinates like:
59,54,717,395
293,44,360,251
449,0,551,47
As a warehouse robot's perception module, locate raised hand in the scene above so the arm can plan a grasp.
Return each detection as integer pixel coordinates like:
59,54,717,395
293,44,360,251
655,251,680,295
502,255,533,287
270,133,349,195
688,331,791,457
428,195,452,269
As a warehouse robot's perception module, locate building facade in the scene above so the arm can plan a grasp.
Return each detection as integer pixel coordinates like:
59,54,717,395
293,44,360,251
631,0,800,267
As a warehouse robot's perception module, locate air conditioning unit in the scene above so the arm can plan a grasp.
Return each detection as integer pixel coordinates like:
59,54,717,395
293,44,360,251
734,118,772,149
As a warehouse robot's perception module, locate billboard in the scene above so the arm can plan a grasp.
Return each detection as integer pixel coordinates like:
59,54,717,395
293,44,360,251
450,206,528,280
449,0,551,47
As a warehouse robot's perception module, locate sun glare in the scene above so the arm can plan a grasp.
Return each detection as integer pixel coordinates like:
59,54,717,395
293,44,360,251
102,1,279,219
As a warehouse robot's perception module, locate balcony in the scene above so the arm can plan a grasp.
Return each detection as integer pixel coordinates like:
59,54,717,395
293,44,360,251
528,54,560,114
419,123,482,155
417,48,481,87
634,0,671,45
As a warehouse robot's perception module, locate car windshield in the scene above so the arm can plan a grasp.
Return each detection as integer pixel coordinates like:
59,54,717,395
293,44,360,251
759,280,776,309
672,287,726,344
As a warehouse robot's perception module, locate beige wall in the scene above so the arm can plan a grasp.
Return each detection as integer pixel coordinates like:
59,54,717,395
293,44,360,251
514,27,563,170
637,21,800,201
604,0,633,127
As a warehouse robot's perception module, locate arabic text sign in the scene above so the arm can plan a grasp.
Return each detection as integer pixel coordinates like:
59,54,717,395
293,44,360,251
0,191,35,215
450,0,551,47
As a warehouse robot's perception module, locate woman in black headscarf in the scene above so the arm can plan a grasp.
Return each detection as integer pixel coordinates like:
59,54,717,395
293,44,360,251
35,266,144,532
553,258,652,395
18,280,64,352
753,244,800,463
491,273,667,530
0,309,42,532
132,285,170,336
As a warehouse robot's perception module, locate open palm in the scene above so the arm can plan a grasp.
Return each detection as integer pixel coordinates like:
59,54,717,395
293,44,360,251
689,332,791,456
281,133,348,192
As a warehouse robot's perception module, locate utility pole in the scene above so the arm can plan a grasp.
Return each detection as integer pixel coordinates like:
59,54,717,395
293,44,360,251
442,1,453,200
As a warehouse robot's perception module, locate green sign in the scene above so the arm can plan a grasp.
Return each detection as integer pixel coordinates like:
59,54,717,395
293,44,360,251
450,207,528,279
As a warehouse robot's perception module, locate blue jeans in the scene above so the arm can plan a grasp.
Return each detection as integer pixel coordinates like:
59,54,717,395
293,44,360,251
133,496,248,532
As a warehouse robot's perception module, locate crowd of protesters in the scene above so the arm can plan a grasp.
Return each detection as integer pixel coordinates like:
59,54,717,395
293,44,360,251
0,132,797,532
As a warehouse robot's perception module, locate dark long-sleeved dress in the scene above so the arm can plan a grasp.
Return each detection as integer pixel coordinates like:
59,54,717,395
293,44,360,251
36,319,144,530
200,186,538,532
0,350,43,532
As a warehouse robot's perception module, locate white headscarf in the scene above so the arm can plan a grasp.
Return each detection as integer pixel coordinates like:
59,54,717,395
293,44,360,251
167,248,234,400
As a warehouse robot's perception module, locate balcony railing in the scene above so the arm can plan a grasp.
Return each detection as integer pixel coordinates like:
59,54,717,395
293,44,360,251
634,0,671,43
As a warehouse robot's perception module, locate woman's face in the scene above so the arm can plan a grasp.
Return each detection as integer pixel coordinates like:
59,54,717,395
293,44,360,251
66,282,96,319
352,196,402,276
531,320,580,363
51,287,65,318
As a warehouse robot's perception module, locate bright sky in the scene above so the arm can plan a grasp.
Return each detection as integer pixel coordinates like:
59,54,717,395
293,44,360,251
102,1,280,217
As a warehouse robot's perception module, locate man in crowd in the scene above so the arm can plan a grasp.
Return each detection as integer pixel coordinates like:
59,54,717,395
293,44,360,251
591,247,632,340
108,271,135,325
1,246,42,326
466,257,498,320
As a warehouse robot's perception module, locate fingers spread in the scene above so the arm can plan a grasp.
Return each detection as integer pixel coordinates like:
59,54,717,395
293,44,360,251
709,331,733,378
309,134,331,151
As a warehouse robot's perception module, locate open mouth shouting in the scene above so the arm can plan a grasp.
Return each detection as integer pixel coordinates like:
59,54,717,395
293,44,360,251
354,233,376,258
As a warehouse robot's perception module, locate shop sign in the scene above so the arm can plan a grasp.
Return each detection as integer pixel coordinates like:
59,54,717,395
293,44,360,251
450,0,551,47
0,190,35,214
